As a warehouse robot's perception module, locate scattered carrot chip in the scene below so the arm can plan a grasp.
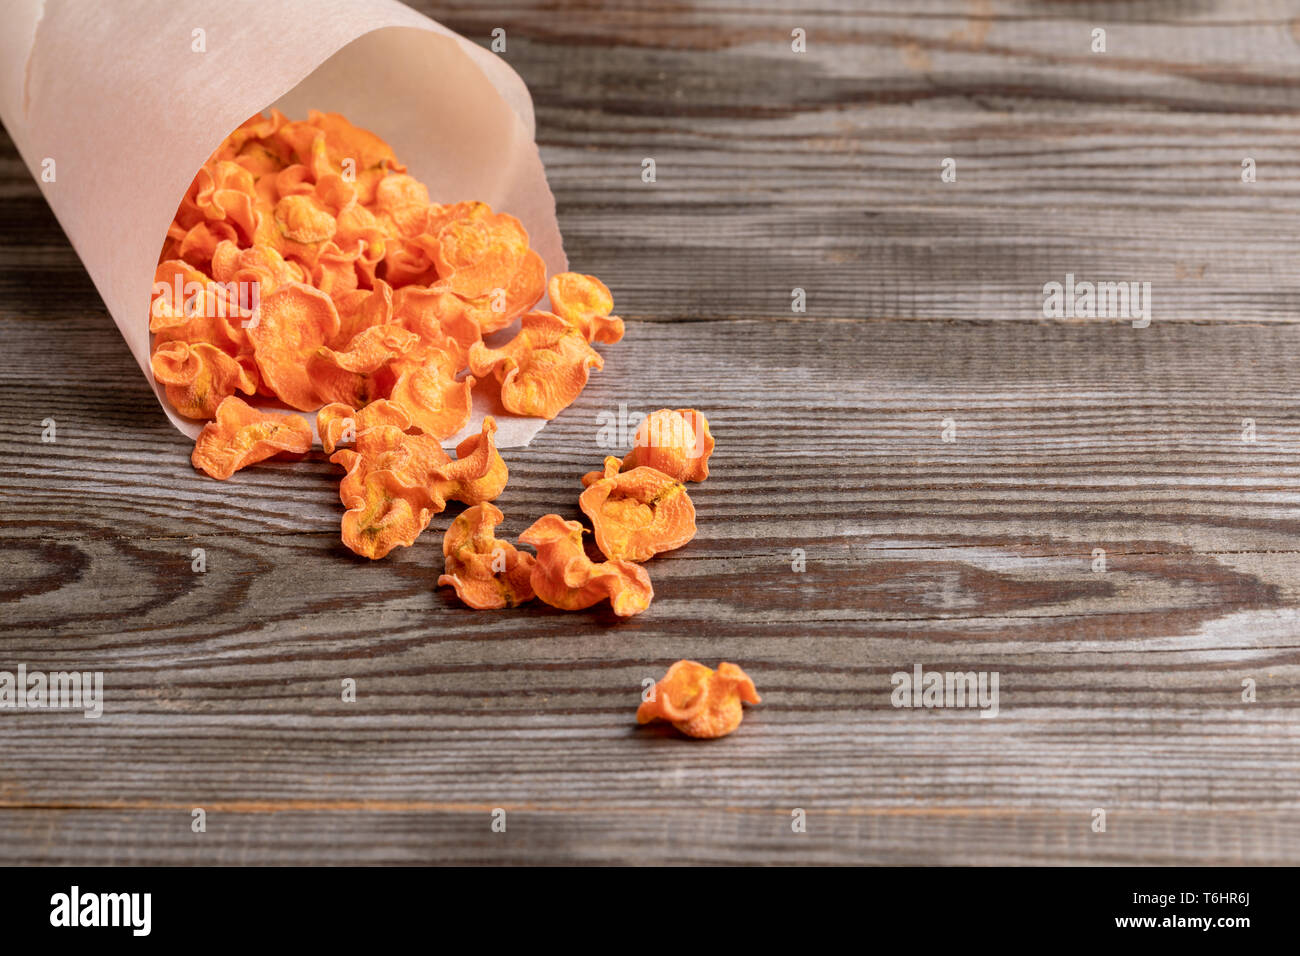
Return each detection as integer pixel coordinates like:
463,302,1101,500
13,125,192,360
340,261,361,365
437,503,536,609
636,661,760,739
547,272,624,344
332,453,437,560
580,457,696,562
191,396,311,480
433,416,508,506
318,398,415,453
519,514,653,616
618,408,714,483
468,312,603,419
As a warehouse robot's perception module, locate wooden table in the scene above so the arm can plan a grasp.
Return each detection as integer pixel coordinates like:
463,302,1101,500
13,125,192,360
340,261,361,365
3,0,1298,865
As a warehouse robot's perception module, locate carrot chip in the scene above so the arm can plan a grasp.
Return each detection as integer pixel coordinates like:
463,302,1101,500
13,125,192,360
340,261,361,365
191,396,311,480
637,661,761,739
151,340,257,420
547,272,624,344
579,457,696,562
437,503,536,609
246,283,341,410
519,515,653,617
618,408,714,483
468,311,603,419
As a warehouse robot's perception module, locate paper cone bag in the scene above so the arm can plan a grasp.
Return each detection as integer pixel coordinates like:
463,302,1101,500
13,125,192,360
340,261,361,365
0,0,565,445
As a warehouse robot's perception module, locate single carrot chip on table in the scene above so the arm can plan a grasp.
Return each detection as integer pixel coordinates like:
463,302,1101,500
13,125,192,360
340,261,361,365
191,396,312,480
591,408,714,484
333,457,438,560
519,514,653,617
438,503,536,609
579,457,696,562
637,661,760,739
431,416,508,506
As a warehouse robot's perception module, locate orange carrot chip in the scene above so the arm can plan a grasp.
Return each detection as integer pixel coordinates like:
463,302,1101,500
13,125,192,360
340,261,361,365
317,399,413,454
437,503,536,609
636,661,760,739
149,260,246,354
579,457,696,562
519,515,653,616
246,283,341,410
373,173,431,237
619,408,714,483
331,280,393,349
194,160,259,241
467,312,603,420
432,416,508,506
307,324,419,407
274,193,338,245
547,272,624,344
191,396,312,480
391,284,479,365
331,454,437,560
389,362,475,440
432,212,528,299
151,340,257,420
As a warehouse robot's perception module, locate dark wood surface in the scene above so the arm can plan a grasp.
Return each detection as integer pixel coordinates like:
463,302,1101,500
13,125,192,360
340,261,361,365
3,0,1300,865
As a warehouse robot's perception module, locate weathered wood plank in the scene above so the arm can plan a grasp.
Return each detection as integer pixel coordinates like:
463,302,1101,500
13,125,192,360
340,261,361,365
2,806,1296,866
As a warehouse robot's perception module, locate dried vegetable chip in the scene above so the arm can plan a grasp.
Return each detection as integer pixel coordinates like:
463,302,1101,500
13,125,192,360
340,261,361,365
601,408,714,483
636,661,760,739
328,415,506,559
547,272,624,344
579,456,696,562
437,504,536,609
246,283,341,410
519,515,653,617
151,340,257,420
432,417,508,506
191,396,311,480
468,312,603,419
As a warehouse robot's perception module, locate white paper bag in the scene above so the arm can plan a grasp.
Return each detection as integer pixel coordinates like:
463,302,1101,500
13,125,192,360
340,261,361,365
0,0,565,445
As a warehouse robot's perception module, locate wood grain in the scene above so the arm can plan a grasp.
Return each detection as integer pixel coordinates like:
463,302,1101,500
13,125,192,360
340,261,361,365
2,0,1299,865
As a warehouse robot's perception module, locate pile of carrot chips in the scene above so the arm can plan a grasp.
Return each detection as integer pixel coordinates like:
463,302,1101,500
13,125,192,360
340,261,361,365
159,114,756,723
155,110,625,558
